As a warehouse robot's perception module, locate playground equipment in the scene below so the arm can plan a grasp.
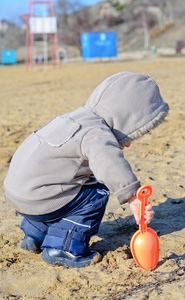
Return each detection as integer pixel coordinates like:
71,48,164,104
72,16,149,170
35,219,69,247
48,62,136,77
20,0,60,70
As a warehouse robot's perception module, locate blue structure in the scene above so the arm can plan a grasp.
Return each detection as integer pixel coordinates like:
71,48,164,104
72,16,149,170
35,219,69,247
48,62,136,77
81,32,117,59
1,50,17,65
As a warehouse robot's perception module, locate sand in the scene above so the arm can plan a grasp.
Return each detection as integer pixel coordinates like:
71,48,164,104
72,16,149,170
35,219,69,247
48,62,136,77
0,57,185,300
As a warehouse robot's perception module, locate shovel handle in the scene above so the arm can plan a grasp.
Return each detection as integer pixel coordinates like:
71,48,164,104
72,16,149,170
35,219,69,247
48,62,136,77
137,185,153,232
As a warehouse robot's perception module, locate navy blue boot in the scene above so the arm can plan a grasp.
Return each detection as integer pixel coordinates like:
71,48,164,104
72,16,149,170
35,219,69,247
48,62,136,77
41,248,101,268
21,235,42,253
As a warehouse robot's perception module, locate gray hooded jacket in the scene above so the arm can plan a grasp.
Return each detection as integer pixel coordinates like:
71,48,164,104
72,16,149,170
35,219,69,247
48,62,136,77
4,72,169,215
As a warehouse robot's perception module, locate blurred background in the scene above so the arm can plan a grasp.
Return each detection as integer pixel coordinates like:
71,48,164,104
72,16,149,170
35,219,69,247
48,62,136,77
1,0,185,64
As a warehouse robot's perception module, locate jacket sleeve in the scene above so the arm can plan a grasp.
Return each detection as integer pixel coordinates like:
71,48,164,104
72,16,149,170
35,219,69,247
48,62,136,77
81,127,140,204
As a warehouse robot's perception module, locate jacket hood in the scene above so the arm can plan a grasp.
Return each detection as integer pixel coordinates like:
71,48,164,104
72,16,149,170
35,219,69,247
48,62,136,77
85,72,169,146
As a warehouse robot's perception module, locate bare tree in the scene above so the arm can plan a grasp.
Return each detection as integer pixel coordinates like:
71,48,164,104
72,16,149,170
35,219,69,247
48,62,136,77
56,0,101,50
56,0,84,28
56,0,83,14
63,7,100,50
1,23,25,50
56,0,85,47
134,6,158,49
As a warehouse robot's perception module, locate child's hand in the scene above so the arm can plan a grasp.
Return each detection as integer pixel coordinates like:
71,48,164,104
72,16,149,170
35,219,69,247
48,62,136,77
128,196,155,225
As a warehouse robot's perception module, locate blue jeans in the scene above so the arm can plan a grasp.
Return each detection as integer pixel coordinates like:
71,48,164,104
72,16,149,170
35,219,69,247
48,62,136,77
20,183,109,256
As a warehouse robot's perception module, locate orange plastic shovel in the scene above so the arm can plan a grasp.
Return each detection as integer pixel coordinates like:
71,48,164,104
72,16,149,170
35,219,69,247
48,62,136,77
130,185,159,270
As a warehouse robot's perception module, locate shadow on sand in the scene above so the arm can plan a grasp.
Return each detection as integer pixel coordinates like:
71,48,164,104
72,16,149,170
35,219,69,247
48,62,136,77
92,196,185,258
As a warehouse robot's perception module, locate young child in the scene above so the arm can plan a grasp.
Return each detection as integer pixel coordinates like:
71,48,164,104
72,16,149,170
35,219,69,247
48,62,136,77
4,72,169,268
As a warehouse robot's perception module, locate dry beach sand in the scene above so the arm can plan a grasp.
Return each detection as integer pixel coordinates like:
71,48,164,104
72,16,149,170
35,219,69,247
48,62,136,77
0,57,185,299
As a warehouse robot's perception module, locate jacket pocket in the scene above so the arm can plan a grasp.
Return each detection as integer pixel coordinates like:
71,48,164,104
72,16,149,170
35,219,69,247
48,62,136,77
34,116,81,147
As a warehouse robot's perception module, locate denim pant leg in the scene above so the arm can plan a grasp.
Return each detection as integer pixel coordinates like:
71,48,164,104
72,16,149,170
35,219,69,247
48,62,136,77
42,184,109,256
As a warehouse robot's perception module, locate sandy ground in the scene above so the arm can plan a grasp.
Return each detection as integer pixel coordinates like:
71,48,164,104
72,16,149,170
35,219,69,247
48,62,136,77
0,57,185,300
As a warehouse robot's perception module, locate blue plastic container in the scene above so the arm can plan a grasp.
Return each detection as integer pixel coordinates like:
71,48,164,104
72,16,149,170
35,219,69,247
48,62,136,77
1,50,17,65
81,32,117,59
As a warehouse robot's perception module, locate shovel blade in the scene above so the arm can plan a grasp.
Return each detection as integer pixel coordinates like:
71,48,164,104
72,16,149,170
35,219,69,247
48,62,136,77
130,228,159,270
